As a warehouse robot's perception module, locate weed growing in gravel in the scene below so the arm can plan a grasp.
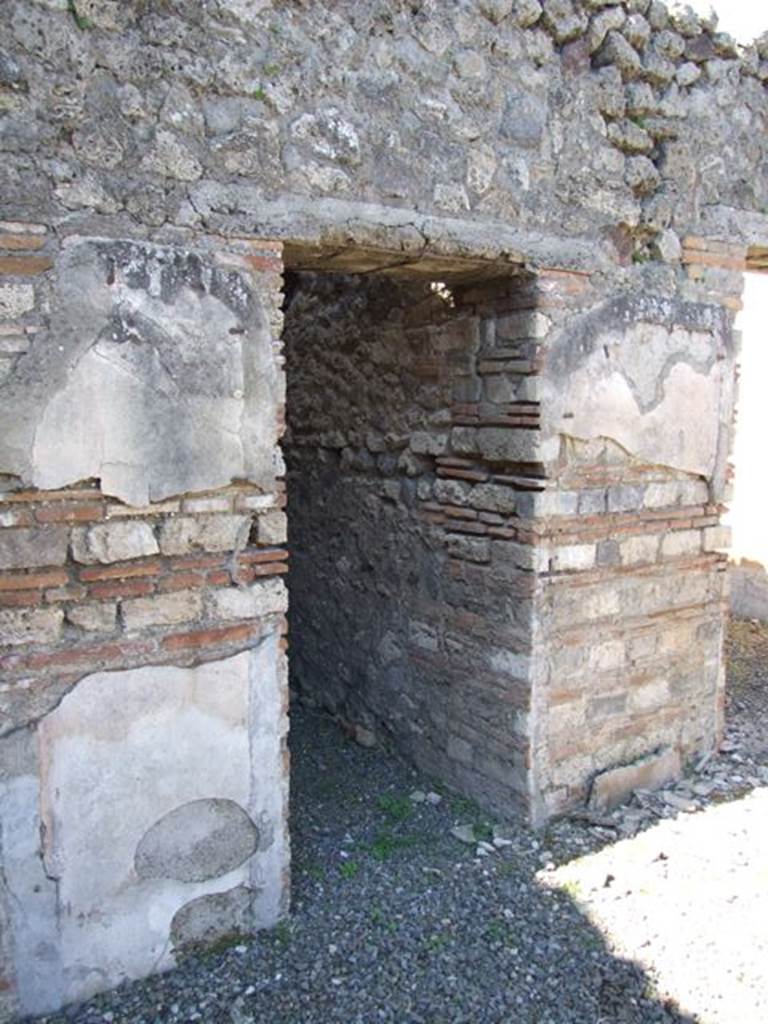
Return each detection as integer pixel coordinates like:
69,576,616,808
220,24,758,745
339,859,360,879
369,905,397,931
559,879,584,901
272,920,291,947
376,793,412,822
484,919,514,944
424,931,450,952
450,793,481,818
368,831,419,860
450,794,496,841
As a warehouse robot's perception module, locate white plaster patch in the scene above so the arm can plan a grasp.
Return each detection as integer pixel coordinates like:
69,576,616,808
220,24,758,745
543,321,732,481
5,641,288,1016
0,239,280,506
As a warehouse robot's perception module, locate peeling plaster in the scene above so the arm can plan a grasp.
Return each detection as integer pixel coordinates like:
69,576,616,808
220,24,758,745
0,239,280,506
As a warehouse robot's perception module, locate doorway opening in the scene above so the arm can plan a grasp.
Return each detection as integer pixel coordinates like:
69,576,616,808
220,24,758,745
724,249,768,763
281,249,541,820
728,256,768,617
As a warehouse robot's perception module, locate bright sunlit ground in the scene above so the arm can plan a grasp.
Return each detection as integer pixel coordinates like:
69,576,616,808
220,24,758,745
543,787,768,1024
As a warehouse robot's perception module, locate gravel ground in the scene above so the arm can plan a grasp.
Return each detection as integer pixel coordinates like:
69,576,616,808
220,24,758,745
31,618,768,1024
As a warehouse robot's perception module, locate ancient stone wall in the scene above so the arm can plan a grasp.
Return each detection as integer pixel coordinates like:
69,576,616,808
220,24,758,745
0,228,290,1018
529,244,738,816
2,0,767,255
0,0,767,1015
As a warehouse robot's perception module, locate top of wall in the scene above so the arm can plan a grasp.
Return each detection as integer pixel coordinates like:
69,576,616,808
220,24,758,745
1,0,767,269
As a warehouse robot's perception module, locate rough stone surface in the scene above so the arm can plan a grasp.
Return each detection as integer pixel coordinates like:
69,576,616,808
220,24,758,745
170,885,260,951
730,560,768,621
121,589,204,631
135,799,260,884
208,579,289,622
0,525,68,569
71,521,159,564
589,747,682,812
158,514,251,555
0,606,63,646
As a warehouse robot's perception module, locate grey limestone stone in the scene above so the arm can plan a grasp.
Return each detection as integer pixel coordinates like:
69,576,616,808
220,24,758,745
477,427,540,463
589,747,681,812
121,590,204,631
594,30,642,75
170,885,261,950
65,602,117,633
0,526,68,570
135,798,259,884
0,607,63,646
158,514,251,555
208,578,288,622
70,522,159,564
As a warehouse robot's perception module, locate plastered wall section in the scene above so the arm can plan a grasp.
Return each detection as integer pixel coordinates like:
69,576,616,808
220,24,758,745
0,228,291,1019
527,239,740,821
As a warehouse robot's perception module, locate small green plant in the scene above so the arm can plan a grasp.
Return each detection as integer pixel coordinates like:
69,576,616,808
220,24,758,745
262,63,281,78
369,905,396,931
450,793,482,818
377,793,412,823
339,859,360,879
252,87,267,102
368,830,417,861
472,822,494,843
67,0,94,29
484,920,513,944
424,931,449,952
560,878,583,901
175,930,249,960
304,862,324,881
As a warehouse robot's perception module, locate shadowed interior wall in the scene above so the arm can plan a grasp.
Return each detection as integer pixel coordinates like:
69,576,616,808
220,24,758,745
284,272,537,815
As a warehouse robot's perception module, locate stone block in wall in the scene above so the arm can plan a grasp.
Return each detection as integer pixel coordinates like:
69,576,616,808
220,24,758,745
620,534,659,565
588,747,681,813
257,510,287,546
0,606,63,646
477,427,539,463
0,284,35,319
65,602,117,633
469,482,517,514
0,526,69,570
122,590,205,632
208,579,288,622
71,522,159,564
703,525,731,552
660,529,701,558
445,535,490,563
549,543,595,572
158,515,251,555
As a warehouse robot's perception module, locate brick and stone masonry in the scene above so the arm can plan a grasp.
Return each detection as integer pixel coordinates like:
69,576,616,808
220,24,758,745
0,0,766,1017
0,230,291,1016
